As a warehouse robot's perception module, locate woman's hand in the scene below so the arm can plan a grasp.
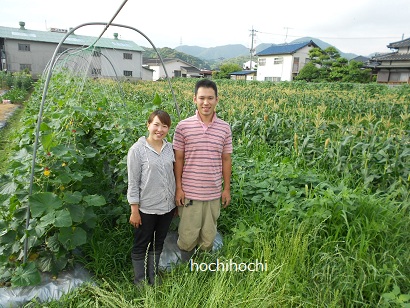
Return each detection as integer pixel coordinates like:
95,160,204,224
129,204,142,228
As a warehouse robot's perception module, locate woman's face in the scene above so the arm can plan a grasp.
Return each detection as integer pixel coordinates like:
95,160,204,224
147,115,170,141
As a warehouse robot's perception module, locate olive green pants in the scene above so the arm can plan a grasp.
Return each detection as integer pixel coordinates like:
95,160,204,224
177,198,220,252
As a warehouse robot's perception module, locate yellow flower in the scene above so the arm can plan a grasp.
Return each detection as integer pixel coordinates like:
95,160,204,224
44,168,51,176
62,162,67,167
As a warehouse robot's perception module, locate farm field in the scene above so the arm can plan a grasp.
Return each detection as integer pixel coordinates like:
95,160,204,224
0,76,409,307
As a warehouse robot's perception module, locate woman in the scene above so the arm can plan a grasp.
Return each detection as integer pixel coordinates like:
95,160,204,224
127,110,176,285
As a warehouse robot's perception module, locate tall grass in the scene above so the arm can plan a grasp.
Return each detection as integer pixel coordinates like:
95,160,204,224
27,191,409,307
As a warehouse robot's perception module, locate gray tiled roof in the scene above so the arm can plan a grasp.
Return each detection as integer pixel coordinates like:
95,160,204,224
181,66,200,73
0,25,144,52
387,37,410,49
373,53,410,61
256,40,319,56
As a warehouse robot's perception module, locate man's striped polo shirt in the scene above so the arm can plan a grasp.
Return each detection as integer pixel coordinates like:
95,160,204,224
173,111,233,201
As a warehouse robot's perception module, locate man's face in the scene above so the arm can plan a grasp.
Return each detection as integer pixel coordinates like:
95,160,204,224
194,87,218,119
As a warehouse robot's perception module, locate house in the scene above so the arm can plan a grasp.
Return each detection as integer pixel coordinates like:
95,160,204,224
143,58,202,81
370,37,410,84
0,21,150,81
255,40,319,82
199,69,213,78
230,70,257,81
350,56,370,63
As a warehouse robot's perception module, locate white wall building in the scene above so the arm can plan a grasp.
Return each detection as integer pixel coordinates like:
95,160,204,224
256,41,319,82
143,58,202,81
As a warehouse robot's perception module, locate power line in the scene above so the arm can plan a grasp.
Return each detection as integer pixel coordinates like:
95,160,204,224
257,30,401,40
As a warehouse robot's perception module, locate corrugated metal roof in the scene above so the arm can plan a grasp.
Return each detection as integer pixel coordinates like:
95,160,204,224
0,25,144,52
230,70,257,75
256,40,318,56
387,37,410,49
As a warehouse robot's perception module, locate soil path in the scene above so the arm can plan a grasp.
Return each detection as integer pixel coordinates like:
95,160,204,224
0,103,20,121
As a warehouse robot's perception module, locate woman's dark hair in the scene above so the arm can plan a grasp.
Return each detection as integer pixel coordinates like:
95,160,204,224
148,110,171,127
195,79,218,97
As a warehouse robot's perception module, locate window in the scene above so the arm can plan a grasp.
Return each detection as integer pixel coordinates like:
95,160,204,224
274,57,283,65
258,58,266,66
18,44,30,51
123,53,132,60
292,57,299,72
264,77,281,82
20,64,31,71
91,68,101,75
124,70,133,77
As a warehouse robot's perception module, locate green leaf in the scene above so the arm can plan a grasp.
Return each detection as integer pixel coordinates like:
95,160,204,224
37,253,68,275
11,262,41,287
55,172,72,184
29,192,62,218
13,206,28,220
41,133,58,153
152,93,162,106
63,191,83,204
54,209,72,227
67,203,85,222
0,229,16,244
39,122,51,132
398,294,410,303
83,194,106,207
0,181,17,194
58,226,87,250
39,212,56,227
50,144,70,156
84,146,98,158
35,224,47,238
84,207,97,228
46,233,61,252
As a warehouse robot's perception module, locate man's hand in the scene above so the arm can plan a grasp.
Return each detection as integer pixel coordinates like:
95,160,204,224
175,188,185,206
221,189,231,208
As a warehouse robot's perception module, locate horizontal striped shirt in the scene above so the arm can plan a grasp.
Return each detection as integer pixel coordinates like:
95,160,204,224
173,111,232,201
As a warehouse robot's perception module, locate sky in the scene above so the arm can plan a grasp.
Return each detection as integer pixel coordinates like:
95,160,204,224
1,0,409,57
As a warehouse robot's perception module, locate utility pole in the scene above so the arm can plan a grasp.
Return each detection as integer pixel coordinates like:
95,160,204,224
284,27,293,43
249,26,258,70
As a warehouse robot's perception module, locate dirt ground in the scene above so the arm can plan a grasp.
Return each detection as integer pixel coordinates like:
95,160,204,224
0,103,20,122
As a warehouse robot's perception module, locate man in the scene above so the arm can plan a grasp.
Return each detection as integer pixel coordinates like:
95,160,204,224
173,79,232,261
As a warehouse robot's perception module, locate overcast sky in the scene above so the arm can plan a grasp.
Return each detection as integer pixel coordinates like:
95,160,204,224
2,0,408,56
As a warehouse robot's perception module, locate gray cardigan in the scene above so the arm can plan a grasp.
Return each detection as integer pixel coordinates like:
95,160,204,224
127,136,176,214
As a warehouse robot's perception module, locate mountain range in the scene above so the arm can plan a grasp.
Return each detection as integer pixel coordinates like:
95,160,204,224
175,37,358,62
